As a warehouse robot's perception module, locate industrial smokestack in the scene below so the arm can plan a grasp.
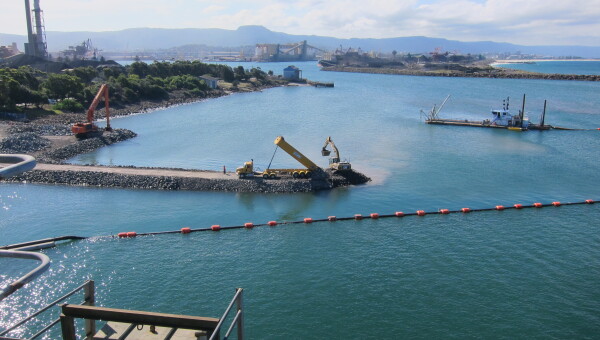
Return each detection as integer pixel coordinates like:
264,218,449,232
24,0,35,56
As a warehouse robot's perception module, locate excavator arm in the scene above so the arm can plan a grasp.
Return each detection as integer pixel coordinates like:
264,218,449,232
86,84,111,129
321,136,340,161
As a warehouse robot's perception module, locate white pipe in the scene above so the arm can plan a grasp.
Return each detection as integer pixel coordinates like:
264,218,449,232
0,154,36,179
0,250,51,301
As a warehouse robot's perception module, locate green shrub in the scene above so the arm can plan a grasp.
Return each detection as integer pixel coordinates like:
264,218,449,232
53,98,84,112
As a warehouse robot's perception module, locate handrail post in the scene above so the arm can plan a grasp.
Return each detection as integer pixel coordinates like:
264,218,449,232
83,280,95,339
59,313,76,340
236,288,244,340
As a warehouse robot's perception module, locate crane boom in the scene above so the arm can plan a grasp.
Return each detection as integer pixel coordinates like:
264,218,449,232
87,84,110,127
274,136,318,170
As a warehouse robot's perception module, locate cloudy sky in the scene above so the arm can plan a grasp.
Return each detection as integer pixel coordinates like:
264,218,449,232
1,0,599,46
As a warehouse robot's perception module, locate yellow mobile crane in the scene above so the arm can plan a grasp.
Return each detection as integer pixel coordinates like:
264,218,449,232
321,136,351,171
236,136,320,179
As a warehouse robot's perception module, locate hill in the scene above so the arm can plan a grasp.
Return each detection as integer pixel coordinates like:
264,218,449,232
2,26,600,58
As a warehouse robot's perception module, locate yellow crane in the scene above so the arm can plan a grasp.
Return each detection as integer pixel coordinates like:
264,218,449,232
321,136,351,170
236,136,320,179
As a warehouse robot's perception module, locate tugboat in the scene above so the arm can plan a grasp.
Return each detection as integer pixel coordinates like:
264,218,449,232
487,97,530,130
422,94,560,131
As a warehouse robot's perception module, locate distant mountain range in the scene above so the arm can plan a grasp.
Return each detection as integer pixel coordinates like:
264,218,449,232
2,25,599,58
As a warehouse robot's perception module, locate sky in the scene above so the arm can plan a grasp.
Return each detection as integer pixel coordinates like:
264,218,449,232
1,0,599,46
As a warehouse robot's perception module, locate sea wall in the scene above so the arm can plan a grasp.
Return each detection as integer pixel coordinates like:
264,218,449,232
321,66,600,81
6,168,369,193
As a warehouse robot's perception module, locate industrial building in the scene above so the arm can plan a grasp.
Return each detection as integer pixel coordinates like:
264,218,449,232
254,41,323,62
23,0,48,59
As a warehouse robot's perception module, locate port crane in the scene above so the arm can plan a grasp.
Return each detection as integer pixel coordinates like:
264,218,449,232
236,136,320,179
71,84,112,139
321,136,351,171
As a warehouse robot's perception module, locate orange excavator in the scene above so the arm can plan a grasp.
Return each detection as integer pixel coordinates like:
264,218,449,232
71,83,112,138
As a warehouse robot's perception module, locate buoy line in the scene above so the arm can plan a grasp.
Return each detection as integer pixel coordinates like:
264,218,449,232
115,199,597,238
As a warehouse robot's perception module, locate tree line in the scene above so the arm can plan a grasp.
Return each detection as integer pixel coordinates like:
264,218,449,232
0,60,271,112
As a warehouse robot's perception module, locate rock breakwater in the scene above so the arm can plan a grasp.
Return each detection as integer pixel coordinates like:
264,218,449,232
322,66,600,81
6,168,370,193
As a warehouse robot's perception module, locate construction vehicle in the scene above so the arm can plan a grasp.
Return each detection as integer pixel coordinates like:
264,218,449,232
236,136,320,179
71,84,112,138
321,136,352,171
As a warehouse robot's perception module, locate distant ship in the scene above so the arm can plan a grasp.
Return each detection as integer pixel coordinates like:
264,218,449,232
422,95,563,131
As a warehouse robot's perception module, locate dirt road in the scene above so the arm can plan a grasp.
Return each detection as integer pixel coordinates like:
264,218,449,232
0,162,234,180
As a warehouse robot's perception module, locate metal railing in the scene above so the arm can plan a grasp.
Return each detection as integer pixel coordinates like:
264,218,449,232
210,288,244,340
0,280,95,340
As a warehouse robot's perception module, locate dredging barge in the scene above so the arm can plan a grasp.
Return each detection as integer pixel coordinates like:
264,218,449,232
423,95,578,131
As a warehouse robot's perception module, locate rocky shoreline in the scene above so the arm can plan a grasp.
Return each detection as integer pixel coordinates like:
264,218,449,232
321,66,600,81
1,82,371,193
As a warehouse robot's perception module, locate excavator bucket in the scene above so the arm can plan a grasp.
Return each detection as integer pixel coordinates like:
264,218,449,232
321,149,331,156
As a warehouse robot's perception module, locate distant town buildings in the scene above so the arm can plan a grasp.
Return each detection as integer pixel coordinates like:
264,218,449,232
0,43,21,58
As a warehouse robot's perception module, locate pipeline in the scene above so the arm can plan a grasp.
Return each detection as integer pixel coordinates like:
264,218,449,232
115,199,597,238
0,250,50,302
0,154,36,179
0,235,87,250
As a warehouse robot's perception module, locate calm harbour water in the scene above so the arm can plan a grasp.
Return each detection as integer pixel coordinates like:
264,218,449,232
1,61,599,339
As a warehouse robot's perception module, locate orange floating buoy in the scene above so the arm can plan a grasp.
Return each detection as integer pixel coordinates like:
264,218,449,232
328,216,337,221
304,217,313,223
552,201,561,207
181,227,191,234
354,214,363,220
118,232,128,238
127,232,137,237
395,211,404,217
211,225,221,231
533,202,542,208
244,222,254,229
370,213,379,219
417,210,426,216
514,204,523,209
585,199,594,204
268,221,277,226
439,209,450,214
496,205,505,210
461,208,471,213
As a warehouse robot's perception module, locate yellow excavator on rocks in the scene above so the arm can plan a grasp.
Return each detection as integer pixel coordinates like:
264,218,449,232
321,136,351,171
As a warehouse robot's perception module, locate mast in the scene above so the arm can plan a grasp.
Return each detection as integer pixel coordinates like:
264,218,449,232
540,100,547,127
520,94,526,127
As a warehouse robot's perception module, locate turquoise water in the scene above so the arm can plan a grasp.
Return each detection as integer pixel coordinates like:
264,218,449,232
495,60,600,75
2,62,600,339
